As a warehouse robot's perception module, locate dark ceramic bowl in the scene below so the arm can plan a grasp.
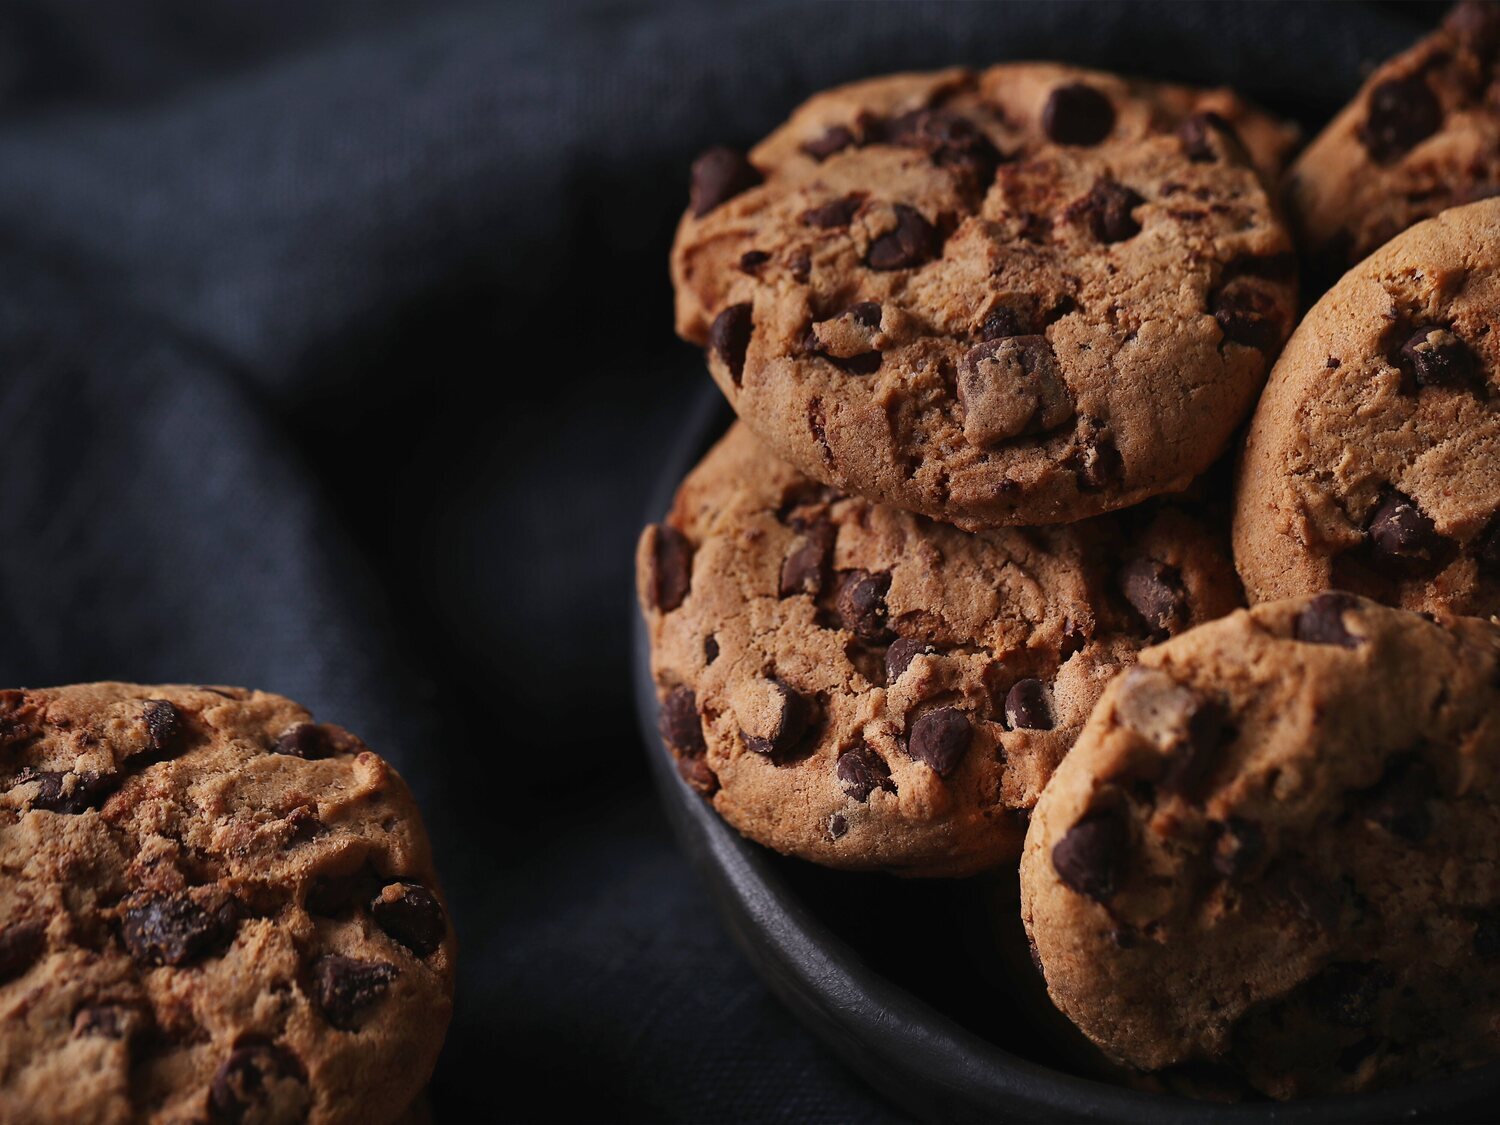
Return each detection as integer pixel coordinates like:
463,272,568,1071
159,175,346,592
631,386,1500,1123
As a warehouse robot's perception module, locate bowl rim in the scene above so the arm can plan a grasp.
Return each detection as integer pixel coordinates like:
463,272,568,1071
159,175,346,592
630,385,1500,1122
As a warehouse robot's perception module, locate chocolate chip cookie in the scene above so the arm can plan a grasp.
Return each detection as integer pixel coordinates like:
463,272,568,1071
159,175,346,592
637,424,1241,876
1020,595,1500,1098
0,683,454,1124
671,64,1299,528
1289,2,1500,278
1234,197,1500,618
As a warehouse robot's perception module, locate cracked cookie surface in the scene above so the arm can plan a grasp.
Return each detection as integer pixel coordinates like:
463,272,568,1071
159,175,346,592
1289,1,1500,279
1234,197,1500,618
671,63,1298,528
1020,595,1500,1098
0,683,454,1124
637,424,1241,876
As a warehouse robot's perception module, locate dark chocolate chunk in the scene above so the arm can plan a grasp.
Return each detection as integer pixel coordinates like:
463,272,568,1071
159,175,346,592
906,707,972,778
1067,435,1124,491
866,204,938,270
0,920,46,983
739,249,770,273
779,519,836,598
835,569,893,643
1004,679,1053,731
708,302,754,384
1397,325,1478,390
1359,74,1442,165
836,744,896,802
803,124,857,161
739,679,814,758
1367,491,1447,565
980,305,1029,340
802,195,863,229
1176,111,1240,163
20,768,116,813
1211,283,1283,352
1159,696,1231,801
647,523,694,611
1293,592,1364,649
689,147,761,216
657,686,707,758
886,109,1001,181
210,1038,308,1124
1067,179,1144,243
884,637,935,683
312,955,400,1031
1052,803,1129,901
1119,558,1188,640
142,699,184,756
828,813,849,839
371,883,447,958
121,893,238,967
1477,516,1500,575
1042,83,1116,146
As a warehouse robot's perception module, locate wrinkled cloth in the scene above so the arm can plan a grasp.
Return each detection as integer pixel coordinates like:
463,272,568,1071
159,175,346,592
0,2,1437,1119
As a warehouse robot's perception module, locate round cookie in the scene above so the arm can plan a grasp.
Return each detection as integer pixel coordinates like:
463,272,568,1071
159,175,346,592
1020,594,1500,1098
0,683,454,1124
1233,198,1500,618
671,63,1299,528
1289,2,1500,279
637,424,1241,877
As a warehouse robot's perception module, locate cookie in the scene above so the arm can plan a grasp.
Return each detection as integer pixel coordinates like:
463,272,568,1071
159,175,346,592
1233,198,1500,618
637,424,1241,876
0,683,454,1124
1289,1,1500,279
1020,595,1500,1098
671,64,1299,528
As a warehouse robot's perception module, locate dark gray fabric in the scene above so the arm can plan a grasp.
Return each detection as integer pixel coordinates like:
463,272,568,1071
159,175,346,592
0,2,1440,1119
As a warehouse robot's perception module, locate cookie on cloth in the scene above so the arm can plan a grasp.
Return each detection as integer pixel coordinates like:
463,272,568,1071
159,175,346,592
1020,595,1500,1097
1234,197,1500,619
1288,1,1500,278
672,63,1298,528
637,424,1240,877
0,683,453,1124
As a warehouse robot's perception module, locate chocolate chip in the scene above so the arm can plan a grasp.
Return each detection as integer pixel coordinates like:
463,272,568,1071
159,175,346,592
866,204,938,270
958,335,1074,446
886,109,1001,181
836,744,895,802
676,754,719,796
1042,83,1116,146
835,569,893,642
802,195,863,229
803,124,856,161
779,519,836,598
371,883,447,958
1363,754,1435,842
689,147,761,217
1398,325,1478,390
708,303,753,385
1359,74,1442,165
274,723,333,760
1293,592,1364,648
210,1039,308,1124
1067,179,1143,243
1177,111,1240,162
1211,283,1283,352
304,865,383,918
828,813,849,839
906,707,972,778
885,637,935,682
312,954,399,1031
1306,962,1386,1028
848,301,882,329
739,249,770,273
657,686,707,758
1368,491,1447,565
19,768,116,813
1052,803,1128,901
1159,696,1231,801
1060,621,1088,660
1119,558,1188,640
704,635,720,664
284,805,323,845
121,893,238,967
0,920,46,983
1067,435,1123,491
808,397,834,466
1004,679,1053,731
142,699,184,755
738,678,814,759
647,523,694,611
828,351,882,376
1212,817,1264,879
980,305,1029,340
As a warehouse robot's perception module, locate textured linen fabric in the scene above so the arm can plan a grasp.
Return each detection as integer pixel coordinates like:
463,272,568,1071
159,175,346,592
0,2,1439,1119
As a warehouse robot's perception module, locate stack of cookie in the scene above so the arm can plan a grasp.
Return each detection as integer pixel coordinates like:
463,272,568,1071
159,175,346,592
639,2,1500,1102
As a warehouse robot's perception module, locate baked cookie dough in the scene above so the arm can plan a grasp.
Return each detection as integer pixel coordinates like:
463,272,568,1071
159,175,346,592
1020,594,1500,1097
672,63,1298,528
1289,1,1500,278
1234,197,1500,618
0,683,454,1124
637,424,1240,876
